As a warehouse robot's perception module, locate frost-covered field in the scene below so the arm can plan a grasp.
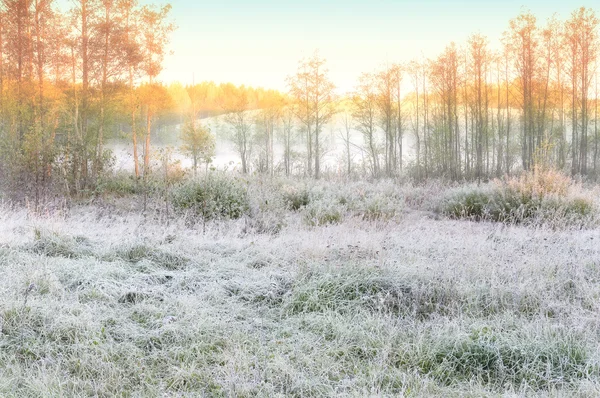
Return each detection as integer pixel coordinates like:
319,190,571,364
2,179,600,397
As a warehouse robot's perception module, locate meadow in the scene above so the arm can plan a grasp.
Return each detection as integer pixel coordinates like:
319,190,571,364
2,172,600,397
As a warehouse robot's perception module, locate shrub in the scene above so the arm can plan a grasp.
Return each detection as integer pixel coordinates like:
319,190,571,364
172,174,249,221
302,198,345,226
281,185,310,211
245,206,286,235
163,163,188,186
441,187,492,220
244,180,287,235
568,197,595,217
96,173,144,196
501,167,571,198
402,180,449,210
440,169,596,227
356,194,402,221
283,267,460,318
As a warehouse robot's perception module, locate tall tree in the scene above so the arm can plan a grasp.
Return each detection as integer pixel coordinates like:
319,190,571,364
288,51,335,178
138,3,173,176
256,90,283,175
222,86,252,174
407,60,422,178
280,106,295,176
505,10,539,171
376,65,397,176
118,0,142,178
430,43,461,178
352,72,381,178
565,7,599,175
287,57,312,176
392,64,405,172
468,34,490,182
181,119,214,176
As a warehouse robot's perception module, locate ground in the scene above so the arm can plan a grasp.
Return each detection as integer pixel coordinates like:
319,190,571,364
1,180,600,397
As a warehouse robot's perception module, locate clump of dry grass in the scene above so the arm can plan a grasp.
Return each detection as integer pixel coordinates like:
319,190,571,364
27,229,93,259
281,184,311,211
441,168,597,227
172,173,250,221
500,166,573,198
302,198,346,226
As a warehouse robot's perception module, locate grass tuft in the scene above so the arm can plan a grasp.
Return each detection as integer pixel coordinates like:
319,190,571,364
110,243,191,270
28,230,93,259
172,173,250,221
440,169,597,227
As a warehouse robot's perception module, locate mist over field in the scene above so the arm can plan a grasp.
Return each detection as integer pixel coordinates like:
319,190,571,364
2,0,600,396
106,114,417,175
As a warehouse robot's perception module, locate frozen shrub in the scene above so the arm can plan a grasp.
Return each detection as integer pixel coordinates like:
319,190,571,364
284,268,408,315
490,170,596,226
243,179,288,234
401,180,450,211
281,185,310,211
302,198,345,226
332,182,397,221
441,187,492,221
245,208,286,235
172,173,249,220
283,267,462,318
440,169,597,227
569,197,595,217
356,193,402,221
95,173,144,196
500,167,571,198
244,198,287,235
163,163,188,186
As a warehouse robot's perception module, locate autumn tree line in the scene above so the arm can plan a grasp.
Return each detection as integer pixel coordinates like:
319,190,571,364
401,7,600,182
278,7,600,181
1,4,600,202
0,0,178,200
195,7,600,182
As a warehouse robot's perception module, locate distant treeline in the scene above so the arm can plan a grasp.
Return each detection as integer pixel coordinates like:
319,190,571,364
167,82,286,120
217,7,600,181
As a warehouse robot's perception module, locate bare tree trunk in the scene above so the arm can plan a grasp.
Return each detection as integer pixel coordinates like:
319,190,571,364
144,107,151,176
124,5,140,179
80,0,89,186
397,76,403,173
505,55,511,175
572,69,578,175
594,76,599,176
315,120,320,179
131,70,139,178
344,114,352,176
95,3,112,180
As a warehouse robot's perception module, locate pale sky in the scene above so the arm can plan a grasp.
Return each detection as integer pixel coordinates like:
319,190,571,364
62,0,600,93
